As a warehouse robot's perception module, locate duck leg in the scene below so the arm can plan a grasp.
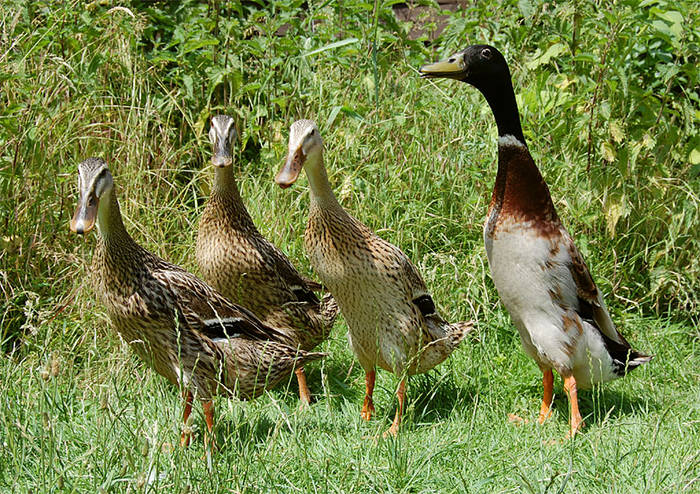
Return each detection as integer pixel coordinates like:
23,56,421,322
361,369,376,421
180,390,194,447
202,400,217,451
384,379,406,437
538,369,554,424
295,367,312,407
563,375,584,437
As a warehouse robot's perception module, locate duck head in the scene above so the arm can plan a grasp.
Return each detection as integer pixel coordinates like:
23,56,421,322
275,119,323,188
70,157,113,235
208,114,237,168
419,44,510,89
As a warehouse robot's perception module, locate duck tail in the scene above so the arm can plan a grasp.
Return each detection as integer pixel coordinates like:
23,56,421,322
613,350,653,377
293,349,327,368
449,320,475,347
599,330,653,377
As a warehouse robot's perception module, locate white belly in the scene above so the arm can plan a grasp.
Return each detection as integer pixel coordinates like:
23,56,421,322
484,222,620,386
485,223,577,371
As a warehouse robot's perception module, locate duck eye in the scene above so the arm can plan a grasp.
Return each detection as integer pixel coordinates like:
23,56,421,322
481,48,492,59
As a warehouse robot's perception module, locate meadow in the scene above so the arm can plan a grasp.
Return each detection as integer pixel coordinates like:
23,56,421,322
0,0,698,492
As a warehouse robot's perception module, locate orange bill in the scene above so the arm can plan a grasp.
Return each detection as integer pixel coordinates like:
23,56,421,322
70,193,98,234
275,148,305,188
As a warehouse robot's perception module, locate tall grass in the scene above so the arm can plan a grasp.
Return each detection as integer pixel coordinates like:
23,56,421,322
0,0,698,491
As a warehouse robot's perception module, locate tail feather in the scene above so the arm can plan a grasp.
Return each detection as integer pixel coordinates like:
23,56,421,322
293,350,327,368
613,350,652,377
450,320,475,347
600,330,653,377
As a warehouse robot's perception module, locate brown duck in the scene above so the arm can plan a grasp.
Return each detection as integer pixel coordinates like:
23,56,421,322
421,44,651,437
276,120,473,436
196,115,338,405
70,157,324,449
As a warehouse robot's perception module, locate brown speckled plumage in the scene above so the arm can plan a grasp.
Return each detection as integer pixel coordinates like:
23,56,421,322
276,120,473,435
71,158,323,447
196,115,338,403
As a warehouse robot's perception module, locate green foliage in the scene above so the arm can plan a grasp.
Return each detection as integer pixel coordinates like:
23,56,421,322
0,0,698,491
438,0,699,315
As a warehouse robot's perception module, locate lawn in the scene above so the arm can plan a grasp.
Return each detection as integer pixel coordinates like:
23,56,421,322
0,0,698,492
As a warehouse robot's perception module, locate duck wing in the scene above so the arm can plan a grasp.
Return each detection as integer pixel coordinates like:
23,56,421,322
253,235,321,305
559,229,626,345
151,266,287,343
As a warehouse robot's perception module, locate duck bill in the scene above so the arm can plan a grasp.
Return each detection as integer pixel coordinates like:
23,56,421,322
211,141,232,168
419,59,466,80
70,194,98,234
275,148,305,189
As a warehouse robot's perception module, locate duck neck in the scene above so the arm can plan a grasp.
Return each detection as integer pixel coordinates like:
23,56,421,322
213,165,242,199
478,76,526,145
97,190,128,242
211,164,258,230
479,77,557,225
96,188,140,256
305,151,343,212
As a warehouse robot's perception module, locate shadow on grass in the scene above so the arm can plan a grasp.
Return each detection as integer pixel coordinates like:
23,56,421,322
546,384,659,428
409,371,477,425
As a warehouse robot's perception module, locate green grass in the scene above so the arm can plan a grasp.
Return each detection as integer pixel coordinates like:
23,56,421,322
1,0,698,492
1,314,697,492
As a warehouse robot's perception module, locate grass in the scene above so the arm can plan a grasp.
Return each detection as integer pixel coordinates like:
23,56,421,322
1,0,698,492
1,314,697,492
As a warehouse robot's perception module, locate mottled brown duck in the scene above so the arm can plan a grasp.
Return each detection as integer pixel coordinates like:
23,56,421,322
196,115,338,405
70,157,324,449
421,45,651,437
275,120,474,436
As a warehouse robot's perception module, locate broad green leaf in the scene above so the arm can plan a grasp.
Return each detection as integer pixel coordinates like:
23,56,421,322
525,43,567,70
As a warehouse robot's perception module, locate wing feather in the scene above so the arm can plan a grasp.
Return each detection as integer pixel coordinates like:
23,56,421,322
151,267,287,342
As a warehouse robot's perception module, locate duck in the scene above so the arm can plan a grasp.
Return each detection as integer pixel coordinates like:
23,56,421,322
275,120,473,436
70,157,324,449
196,114,338,405
420,44,652,437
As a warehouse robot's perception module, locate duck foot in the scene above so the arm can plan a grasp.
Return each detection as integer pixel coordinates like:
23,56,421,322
508,413,530,425
180,390,194,448
563,375,585,438
382,379,405,438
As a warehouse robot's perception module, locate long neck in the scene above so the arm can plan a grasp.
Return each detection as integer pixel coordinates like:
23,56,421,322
210,165,258,230
213,165,242,199
305,151,343,212
478,75,525,144
97,189,134,246
478,76,557,224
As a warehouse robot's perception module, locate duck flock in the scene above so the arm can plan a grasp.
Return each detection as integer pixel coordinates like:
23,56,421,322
69,44,651,450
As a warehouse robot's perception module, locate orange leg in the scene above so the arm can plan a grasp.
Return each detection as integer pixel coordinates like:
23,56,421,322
361,370,376,421
563,375,584,437
180,390,194,447
295,367,312,407
384,379,406,437
202,400,216,452
538,369,554,424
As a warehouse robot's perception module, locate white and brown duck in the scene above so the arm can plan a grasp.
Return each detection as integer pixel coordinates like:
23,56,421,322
70,157,324,450
421,45,652,436
196,115,338,405
275,120,473,436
